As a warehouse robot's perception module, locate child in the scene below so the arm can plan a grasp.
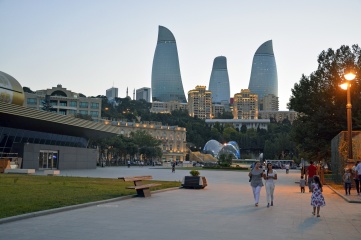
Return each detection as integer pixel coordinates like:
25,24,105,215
343,169,352,195
310,175,326,217
299,175,306,193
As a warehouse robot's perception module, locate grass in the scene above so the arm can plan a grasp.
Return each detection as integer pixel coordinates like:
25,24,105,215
0,174,181,219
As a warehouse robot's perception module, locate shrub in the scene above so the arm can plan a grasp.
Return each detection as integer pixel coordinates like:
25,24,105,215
190,170,200,176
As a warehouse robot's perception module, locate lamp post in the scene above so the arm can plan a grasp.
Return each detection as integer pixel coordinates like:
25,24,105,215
340,72,356,165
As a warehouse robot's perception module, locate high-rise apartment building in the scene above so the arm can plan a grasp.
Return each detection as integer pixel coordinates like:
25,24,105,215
248,40,278,108
188,86,212,120
151,26,186,103
136,87,151,102
106,87,118,99
261,94,279,111
233,89,258,119
208,56,230,105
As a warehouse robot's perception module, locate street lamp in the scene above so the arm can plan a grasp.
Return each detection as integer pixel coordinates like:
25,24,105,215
340,72,356,165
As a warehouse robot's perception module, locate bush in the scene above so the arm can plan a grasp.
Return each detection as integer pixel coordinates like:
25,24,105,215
190,170,200,176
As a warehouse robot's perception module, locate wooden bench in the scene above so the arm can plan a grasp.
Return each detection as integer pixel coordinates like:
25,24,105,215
118,176,161,197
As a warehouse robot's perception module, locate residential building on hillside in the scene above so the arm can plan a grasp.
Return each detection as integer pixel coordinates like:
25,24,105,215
150,101,188,114
261,94,279,111
23,84,102,121
106,87,118,99
205,119,270,131
188,86,212,119
259,110,298,123
233,89,258,119
151,26,186,103
136,87,151,102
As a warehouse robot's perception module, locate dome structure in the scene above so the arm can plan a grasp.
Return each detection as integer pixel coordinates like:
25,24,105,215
0,71,24,105
203,140,240,159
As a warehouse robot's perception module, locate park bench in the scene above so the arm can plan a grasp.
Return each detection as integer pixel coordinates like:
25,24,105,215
118,175,161,197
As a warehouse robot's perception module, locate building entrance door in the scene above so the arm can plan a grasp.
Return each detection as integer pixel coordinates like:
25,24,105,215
39,150,58,169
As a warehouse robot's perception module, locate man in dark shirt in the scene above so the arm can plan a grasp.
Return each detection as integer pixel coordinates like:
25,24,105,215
307,161,317,192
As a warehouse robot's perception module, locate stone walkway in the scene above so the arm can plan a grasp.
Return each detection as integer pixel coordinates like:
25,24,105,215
1,167,360,240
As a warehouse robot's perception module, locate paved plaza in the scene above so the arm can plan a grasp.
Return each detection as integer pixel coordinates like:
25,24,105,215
1,167,361,240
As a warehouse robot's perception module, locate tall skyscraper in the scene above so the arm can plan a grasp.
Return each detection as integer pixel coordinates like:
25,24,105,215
151,26,186,103
248,40,278,108
208,56,230,105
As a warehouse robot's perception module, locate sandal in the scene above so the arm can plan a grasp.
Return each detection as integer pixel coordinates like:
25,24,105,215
312,212,315,216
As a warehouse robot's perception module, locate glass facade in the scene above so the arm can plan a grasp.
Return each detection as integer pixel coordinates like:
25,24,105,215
208,56,230,104
203,140,240,159
151,26,186,103
248,40,278,105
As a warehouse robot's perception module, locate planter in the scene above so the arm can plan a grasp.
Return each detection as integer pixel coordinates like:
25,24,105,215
181,176,207,189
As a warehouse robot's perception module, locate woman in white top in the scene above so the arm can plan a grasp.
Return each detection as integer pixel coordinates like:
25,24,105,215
264,163,277,208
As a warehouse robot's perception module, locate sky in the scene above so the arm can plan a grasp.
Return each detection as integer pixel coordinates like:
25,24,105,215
1,0,360,110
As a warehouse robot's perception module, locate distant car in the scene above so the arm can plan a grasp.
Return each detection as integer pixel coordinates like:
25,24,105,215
272,165,281,169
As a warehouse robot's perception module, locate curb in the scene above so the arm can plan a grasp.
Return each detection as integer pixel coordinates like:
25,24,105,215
327,185,361,203
0,187,180,224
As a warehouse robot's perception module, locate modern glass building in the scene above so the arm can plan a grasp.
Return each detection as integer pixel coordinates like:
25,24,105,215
248,40,278,104
208,56,230,104
151,26,186,103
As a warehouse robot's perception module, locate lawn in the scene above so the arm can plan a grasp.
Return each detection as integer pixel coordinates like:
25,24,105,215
0,174,181,219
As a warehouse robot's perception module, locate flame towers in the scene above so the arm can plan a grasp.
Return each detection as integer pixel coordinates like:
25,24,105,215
208,56,230,104
248,40,278,102
151,26,186,103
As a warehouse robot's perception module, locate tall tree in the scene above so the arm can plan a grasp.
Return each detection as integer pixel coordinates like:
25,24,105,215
288,45,361,162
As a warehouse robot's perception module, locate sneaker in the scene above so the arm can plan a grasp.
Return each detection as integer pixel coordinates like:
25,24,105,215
255,203,258,207
267,203,270,208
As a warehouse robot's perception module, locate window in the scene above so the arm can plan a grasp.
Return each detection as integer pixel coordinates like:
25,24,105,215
70,101,77,107
59,101,67,106
79,110,88,115
27,98,37,105
90,111,99,117
91,102,99,109
79,102,88,108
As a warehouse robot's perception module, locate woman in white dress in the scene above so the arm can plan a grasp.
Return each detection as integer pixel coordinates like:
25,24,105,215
264,163,277,208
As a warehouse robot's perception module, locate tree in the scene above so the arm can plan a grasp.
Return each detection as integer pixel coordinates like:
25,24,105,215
288,45,361,162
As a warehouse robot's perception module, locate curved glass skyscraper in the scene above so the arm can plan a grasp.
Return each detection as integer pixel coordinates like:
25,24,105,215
151,26,186,103
248,40,278,101
208,56,230,104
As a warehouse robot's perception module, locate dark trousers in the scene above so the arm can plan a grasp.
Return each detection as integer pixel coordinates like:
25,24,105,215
344,182,351,195
355,178,360,194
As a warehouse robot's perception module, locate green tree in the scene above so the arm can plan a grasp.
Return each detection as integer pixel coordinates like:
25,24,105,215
288,44,361,162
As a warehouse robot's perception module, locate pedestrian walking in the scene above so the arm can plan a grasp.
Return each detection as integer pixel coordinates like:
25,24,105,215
311,175,326,217
248,161,265,207
343,168,352,195
307,161,317,192
171,161,176,173
299,175,306,193
353,161,360,195
264,163,277,207
127,160,130,168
